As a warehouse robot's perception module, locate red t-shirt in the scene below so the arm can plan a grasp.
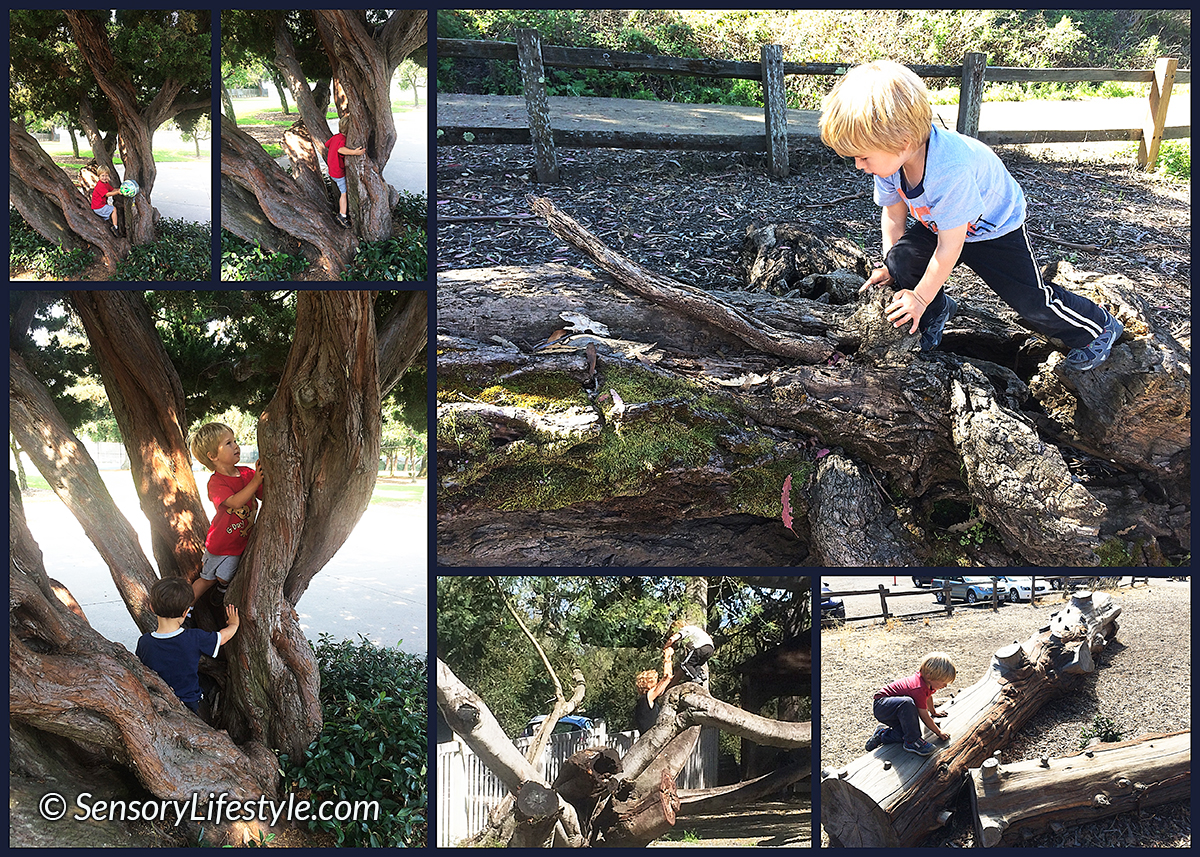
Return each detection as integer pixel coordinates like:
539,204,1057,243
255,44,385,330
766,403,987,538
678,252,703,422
205,466,262,556
874,670,934,710
91,180,114,210
326,133,347,178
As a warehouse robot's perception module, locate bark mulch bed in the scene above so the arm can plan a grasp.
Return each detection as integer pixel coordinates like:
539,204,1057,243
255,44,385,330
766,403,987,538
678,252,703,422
819,580,1191,847
436,141,1190,349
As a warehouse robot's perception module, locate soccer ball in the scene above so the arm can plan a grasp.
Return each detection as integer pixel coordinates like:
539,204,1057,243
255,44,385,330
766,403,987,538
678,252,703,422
119,179,139,197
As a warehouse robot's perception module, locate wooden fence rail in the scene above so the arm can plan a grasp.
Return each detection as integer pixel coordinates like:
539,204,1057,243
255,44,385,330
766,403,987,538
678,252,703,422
823,576,1150,624
438,35,1188,179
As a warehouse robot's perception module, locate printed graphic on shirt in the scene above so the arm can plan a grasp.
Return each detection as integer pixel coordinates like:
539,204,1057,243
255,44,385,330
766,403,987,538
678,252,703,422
226,504,256,538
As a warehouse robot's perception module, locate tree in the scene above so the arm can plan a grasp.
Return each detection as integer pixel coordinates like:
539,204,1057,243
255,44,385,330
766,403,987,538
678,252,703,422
9,290,428,832
436,575,812,846
220,10,427,276
436,198,1190,567
179,113,211,157
9,11,211,268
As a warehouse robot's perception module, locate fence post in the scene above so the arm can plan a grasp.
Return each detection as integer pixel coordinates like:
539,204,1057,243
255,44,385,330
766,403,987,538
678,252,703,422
877,584,890,620
942,580,953,617
1138,56,1178,169
957,51,987,138
516,28,559,183
761,44,789,178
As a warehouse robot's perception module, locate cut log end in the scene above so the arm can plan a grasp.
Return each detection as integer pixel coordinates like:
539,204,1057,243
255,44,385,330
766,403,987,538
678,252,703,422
516,781,560,821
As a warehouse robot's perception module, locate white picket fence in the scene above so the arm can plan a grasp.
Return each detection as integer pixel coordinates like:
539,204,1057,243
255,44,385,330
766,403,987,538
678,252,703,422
436,724,719,847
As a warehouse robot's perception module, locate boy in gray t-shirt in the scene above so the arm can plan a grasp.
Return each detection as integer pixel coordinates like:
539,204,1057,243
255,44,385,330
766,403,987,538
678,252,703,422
819,60,1123,370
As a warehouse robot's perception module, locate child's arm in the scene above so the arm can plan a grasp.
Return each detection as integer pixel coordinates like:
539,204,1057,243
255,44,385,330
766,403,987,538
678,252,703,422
886,222,969,334
920,700,950,740
222,468,264,511
218,604,240,645
862,201,908,290
338,145,367,156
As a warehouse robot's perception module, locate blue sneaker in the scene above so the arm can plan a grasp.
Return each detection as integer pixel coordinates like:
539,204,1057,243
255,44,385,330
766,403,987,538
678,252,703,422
865,725,889,752
920,295,958,352
1065,314,1123,370
903,738,937,756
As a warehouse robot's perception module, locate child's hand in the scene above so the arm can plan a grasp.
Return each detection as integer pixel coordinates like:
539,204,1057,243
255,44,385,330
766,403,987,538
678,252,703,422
225,604,239,627
886,289,927,334
936,729,950,741
859,262,894,293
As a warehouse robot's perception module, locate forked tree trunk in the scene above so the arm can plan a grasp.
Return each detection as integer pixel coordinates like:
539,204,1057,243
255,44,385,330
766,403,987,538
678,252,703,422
68,291,210,584
9,485,278,842
222,291,382,755
821,592,1122,847
968,730,1190,846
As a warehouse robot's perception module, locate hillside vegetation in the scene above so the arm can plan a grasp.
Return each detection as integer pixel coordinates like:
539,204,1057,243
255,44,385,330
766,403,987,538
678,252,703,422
438,9,1190,109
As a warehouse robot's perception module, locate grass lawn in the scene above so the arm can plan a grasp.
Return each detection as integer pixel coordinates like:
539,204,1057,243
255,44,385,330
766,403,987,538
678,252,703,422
231,93,425,123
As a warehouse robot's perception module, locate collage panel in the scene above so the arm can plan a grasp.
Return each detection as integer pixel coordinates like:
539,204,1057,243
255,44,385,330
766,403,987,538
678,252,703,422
435,574,812,847
819,574,1190,847
10,290,429,847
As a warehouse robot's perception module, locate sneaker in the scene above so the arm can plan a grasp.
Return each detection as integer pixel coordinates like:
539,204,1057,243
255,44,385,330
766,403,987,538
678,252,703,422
920,295,958,352
1065,314,1123,371
336,214,350,228
904,739,937,756
865,725,889,752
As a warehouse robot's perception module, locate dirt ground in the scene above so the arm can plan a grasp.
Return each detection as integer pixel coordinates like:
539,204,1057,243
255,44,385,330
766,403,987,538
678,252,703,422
819,579,1191,847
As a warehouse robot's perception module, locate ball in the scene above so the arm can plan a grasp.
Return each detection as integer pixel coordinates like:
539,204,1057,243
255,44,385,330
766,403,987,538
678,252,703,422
119,179,139,197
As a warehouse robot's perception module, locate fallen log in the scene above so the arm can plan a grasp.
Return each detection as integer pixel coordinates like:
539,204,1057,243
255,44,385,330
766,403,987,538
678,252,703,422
820,591,1121,847
968,730,1190,847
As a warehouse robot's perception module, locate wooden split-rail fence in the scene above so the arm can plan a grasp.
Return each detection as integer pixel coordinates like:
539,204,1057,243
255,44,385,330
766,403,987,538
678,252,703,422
438,32,1188,180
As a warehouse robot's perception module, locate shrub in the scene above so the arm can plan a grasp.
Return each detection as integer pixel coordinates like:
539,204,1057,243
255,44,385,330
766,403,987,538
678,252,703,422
341,226,427,282
110,218,211,281
279,635,427,848
1079,713,1124,748
9,210,94,278
220,230,307,281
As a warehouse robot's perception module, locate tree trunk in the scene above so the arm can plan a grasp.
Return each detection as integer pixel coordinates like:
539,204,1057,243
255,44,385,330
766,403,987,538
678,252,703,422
221,78,237,123
9,118,126,267
968,730,1190,846
9,348,158,632
68,291,209,585
436,201,1189,567
9,483,279,833
820,592,1122,847
222,291,381,755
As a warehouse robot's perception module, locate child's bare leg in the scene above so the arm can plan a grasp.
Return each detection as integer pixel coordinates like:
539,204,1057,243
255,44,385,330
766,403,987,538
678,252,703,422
192,576,215,603
339,191,348,217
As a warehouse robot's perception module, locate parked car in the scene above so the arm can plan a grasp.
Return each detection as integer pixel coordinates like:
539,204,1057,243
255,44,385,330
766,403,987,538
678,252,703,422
996,575,1053,603
911,575,937,587
931,575,1003,604
1047,575,1100,590
821,583,846,624
520,714,596,738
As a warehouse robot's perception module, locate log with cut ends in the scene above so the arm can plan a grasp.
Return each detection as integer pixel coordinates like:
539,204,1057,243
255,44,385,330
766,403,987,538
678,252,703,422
969,730,1190,846
820,592,1122,847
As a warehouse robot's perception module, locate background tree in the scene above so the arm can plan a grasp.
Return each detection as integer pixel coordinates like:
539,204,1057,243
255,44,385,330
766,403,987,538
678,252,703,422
220,10,427,275
10,290,427,817
9,10,211,268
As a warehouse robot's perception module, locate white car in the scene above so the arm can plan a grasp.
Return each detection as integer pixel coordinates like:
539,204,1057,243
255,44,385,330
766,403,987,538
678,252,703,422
997,575,1053,603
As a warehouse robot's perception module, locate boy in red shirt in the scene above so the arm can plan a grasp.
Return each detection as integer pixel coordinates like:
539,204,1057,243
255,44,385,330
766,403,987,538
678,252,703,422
866,651,955,756
323,126,367,228
189,422,264,604
90,166,122,234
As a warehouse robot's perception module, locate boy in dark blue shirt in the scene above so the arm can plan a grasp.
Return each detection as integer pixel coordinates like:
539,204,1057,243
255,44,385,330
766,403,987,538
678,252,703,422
135,578,239,714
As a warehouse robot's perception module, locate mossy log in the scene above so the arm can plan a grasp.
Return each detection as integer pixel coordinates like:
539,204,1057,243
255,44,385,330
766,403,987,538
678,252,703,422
436,200,1189,566
821,592,1122,847
968,730,1190,847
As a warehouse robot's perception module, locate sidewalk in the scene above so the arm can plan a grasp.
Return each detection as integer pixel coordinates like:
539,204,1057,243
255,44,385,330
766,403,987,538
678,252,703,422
18,471,427,656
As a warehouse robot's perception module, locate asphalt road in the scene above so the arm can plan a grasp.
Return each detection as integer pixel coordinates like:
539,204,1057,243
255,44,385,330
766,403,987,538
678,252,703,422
148,160,211,223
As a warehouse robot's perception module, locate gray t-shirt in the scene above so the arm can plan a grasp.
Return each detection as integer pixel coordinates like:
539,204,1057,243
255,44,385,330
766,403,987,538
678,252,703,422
874,124,1026,242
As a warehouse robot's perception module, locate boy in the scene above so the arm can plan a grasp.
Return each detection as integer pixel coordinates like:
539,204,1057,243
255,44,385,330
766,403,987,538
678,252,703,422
90,167,122,234
135,577,239,714
633,647,676,733
663,620,715,684
866,651,955,756
324,125,367,228
189,422,263,605
819,60,1123,370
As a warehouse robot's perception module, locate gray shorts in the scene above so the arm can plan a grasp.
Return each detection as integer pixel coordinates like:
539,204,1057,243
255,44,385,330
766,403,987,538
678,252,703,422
93,204,115,218
332,175,347,194
200,551,241,583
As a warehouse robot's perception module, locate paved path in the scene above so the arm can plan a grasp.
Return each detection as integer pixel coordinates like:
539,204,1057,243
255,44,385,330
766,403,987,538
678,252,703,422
148,160,211,223
437,94,1189,143
18,470,427,656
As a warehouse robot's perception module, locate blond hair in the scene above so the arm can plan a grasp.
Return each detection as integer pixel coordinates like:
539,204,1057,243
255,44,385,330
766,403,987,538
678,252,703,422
819,59,933,157
190,422,233,471
635,670,659,693
920,651,956,685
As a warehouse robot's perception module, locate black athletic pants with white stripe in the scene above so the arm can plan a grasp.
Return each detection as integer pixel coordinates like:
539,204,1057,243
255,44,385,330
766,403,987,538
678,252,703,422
884,221,1109,349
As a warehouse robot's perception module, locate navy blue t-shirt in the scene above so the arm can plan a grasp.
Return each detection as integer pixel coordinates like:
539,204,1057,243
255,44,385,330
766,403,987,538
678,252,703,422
135,628,220,705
